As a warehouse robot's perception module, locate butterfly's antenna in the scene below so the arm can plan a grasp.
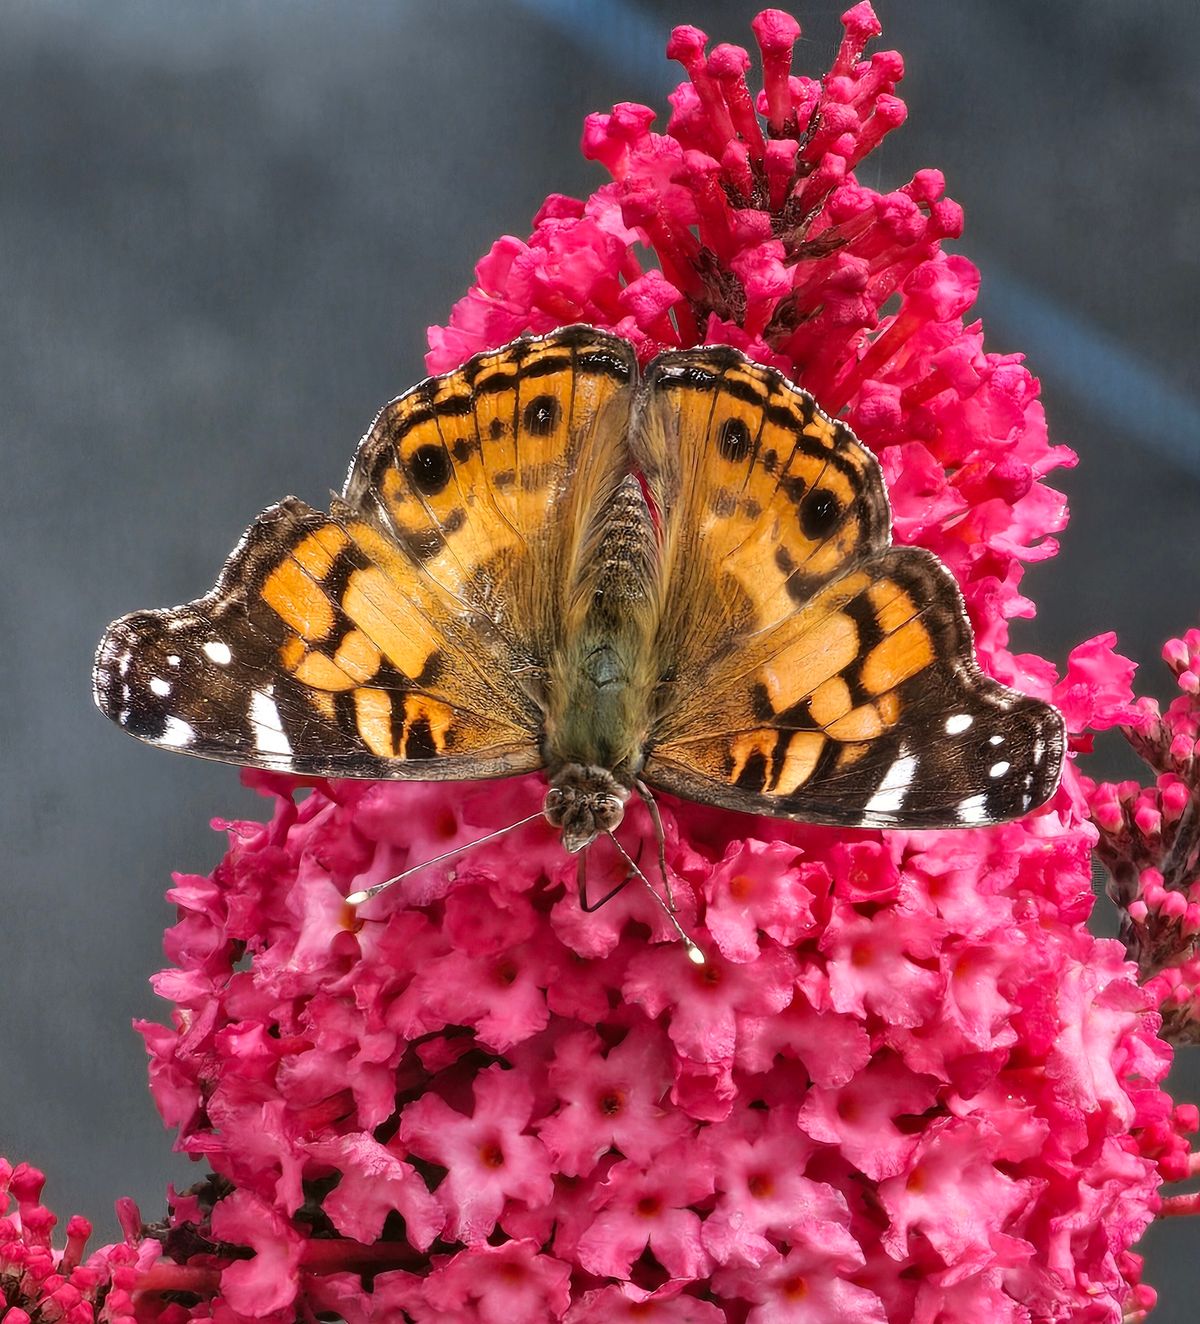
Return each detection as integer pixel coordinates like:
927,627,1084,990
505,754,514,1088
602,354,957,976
605,831,705,966
346,810,545,906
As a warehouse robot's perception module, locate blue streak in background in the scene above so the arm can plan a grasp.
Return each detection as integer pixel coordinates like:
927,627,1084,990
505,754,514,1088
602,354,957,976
978,266,1200,475
511,0,1200,478
514,0,673,90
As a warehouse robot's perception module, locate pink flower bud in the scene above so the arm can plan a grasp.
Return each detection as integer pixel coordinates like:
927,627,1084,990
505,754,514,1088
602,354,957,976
1160,777,1191,820
1161,890,1188,920
9,1165,45,1210
1163,636,1190,672
833,2,883,77
61,1216,91,1272
1133,800,1162,838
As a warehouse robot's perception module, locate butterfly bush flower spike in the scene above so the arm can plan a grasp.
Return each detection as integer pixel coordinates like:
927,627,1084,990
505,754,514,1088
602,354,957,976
1086,628,1200,1046
98,7,1196,1322
0,1160,186,1324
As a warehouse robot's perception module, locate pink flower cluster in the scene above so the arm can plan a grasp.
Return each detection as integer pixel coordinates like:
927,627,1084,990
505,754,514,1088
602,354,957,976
1085,629,1200,1042
97,8,1194,1322
428,5,1075,679
0,1161,161,1324
8,6,1178,1323
129,754,1186,1322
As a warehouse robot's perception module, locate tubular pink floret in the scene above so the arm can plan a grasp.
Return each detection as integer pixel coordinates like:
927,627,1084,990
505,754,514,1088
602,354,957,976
667,25,736,157
836,2,883,63
708,44,766,159
751,10,802,135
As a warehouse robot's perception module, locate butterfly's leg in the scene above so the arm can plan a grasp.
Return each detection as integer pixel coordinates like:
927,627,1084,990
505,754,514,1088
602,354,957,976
576,849,634,913
635,780,673,911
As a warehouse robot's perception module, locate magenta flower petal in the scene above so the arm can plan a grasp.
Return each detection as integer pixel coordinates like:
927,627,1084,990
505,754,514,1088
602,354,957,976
307,1133,443,1249
701,839,819,960
210,1188,303,1317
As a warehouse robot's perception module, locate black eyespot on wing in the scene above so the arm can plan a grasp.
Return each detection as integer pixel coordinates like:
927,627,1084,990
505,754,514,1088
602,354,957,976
718,416,752,462
521,394,561,436
409,442,453,495
799,487,842,540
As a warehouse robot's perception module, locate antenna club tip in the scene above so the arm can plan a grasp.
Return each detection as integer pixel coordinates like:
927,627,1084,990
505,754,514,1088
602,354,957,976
345,889,369,906
686,943,707,966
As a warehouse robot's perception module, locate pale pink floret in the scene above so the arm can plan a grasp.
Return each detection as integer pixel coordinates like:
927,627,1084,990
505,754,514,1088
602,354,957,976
575,1141,715,1278
714,1241,888,1324
698,1102,851,1267
400,1064,555,1245
565,1281,726,1322
535,1025,690,1176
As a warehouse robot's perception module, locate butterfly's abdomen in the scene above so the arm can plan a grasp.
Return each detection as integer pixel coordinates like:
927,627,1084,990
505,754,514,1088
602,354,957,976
545,475,660,778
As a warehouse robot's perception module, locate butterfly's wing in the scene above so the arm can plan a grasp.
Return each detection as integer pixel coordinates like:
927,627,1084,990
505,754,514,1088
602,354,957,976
94,326,638,779
94,498,540,778
635,347,1064,828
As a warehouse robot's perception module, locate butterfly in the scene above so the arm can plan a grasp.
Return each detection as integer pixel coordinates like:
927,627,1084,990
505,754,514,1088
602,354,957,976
94,325,1064,943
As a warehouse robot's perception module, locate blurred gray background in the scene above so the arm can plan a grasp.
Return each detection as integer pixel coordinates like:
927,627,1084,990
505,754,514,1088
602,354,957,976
3,0,1199,1312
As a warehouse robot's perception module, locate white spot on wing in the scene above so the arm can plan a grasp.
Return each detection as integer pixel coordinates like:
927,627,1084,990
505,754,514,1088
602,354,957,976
149,677,171,697
159,716,195,748
203,640,233,666
956,793,990,824
167,655,181,668
1032,737,1044,764
865,747,916,816
988,734,1004,746
945,714,972,735
250,687,292,755
989,760,1011,779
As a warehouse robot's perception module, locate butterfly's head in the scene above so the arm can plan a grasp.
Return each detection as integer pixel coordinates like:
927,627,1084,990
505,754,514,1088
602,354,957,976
543,765,630,853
